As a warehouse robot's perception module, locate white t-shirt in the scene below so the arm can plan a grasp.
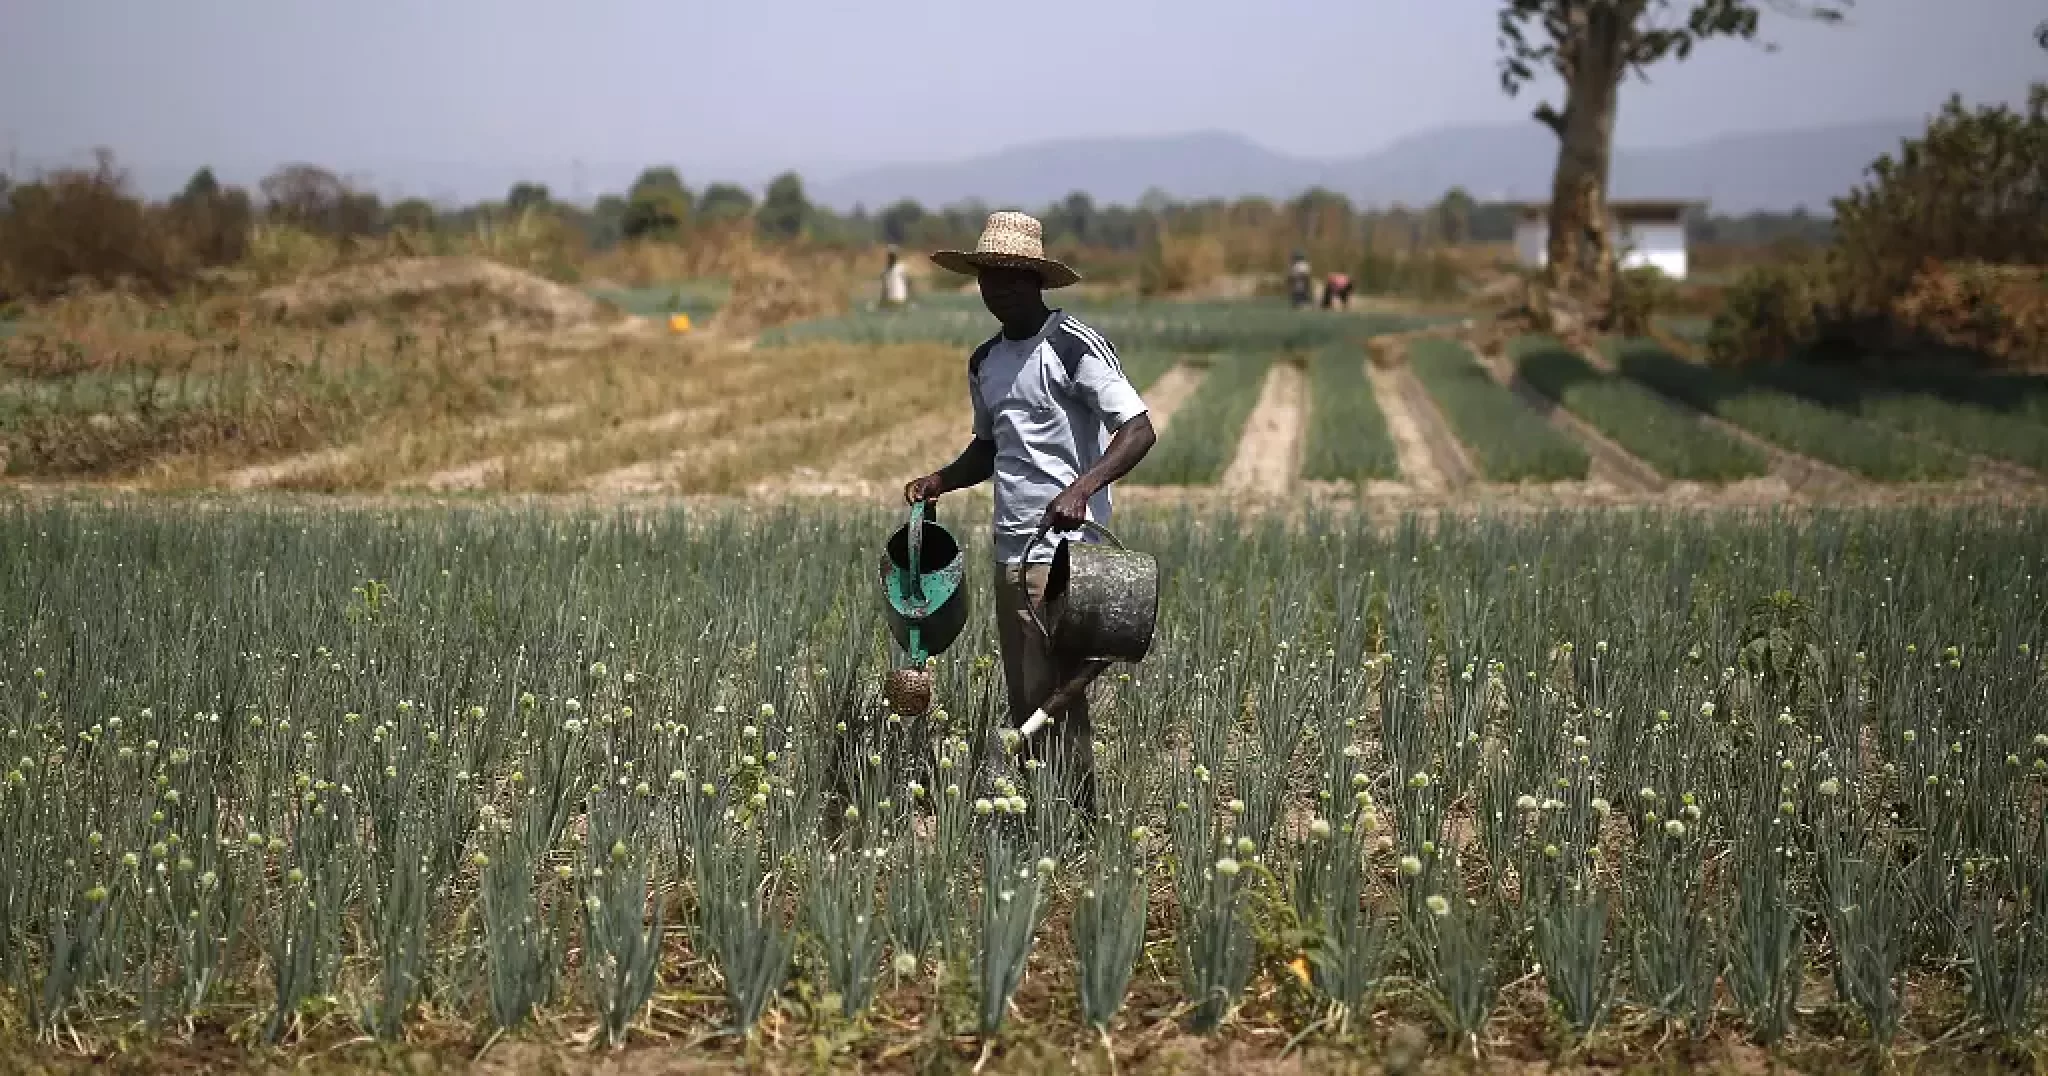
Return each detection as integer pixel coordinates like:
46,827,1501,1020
969,312,1147,564
882,264,908,304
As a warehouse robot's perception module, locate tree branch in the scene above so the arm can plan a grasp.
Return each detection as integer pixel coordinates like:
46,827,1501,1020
1534,102,1569,137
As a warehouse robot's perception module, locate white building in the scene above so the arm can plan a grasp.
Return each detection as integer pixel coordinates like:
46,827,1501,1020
1513,200,1701,280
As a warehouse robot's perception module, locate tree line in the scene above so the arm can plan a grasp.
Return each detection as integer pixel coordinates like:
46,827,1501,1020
0,147,1843,305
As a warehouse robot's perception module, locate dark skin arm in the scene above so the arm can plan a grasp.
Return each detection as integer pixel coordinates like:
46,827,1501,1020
904,438,995,502
1037,413,1154,530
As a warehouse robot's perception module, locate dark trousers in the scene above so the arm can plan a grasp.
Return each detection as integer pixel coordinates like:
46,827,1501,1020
994,563,1095,810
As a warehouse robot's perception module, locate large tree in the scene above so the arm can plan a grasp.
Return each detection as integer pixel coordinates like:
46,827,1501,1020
697,182,756,224
755,172,811,241
506,181,551,215
876,198,927,245
621,167,691,241
1434,187,1477,245
1497,0,1848,321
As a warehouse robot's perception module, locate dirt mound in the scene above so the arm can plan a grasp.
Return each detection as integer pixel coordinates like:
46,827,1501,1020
714,253,846,337
253,256,620,330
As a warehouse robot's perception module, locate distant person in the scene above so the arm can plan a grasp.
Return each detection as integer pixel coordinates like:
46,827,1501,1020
904,211,1157,810
1322,270,1353,310
880,245,910,309
1287,250,1313,309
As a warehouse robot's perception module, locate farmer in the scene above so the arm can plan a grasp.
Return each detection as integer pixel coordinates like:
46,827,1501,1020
1322,269,1353,310
880,244,910,308
904,211,1156,806
1287,249,1313,308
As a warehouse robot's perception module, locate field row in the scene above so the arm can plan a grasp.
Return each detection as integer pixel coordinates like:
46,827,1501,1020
1125,335,2048,495
4,301,2041,497
755,295,1452,354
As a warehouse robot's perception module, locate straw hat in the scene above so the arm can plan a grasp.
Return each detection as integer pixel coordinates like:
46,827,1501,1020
931,211,1080,289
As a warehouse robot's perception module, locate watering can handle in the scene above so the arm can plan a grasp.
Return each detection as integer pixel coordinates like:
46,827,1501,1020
905,498,933,603
1021,517,1123,641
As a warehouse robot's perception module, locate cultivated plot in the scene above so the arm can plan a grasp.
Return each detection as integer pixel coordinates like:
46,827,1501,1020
3,499,2045,1070
1406,337,1591,483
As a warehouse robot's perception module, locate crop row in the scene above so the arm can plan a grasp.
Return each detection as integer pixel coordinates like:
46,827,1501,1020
1406,337,1590,482
757,298,1449,356
1876,362,2048,430
1118,348,1180,396
2,501,2045,1063
1128,354,1270,485
1755,361,2048,473
1512,335,1771,482
1301,345,1400,483
1608,339,1968,481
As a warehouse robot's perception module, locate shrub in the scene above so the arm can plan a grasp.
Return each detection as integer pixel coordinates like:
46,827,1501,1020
1831,85,2047,315
165,168,254,269
260,163,383,243
0,151,188,300
1354,249,1464,301
1704,260,1827,368
241,223,343,283
1609,266,1675,337
1889,261,2048,372
1706,84,2048,371
1138,233,1225,297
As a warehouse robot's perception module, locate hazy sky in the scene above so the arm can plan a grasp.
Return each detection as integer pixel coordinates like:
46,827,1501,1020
3,0,2041,201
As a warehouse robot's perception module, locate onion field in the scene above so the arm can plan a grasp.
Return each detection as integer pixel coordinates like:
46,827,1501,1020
1512,336,1771,482
5,499,2048,1070
1407,337,1591,483
1607,340,1971,482
1752,361,2048,473
1128,355,1271,486
1301,345,1400,484
757,297,1443,355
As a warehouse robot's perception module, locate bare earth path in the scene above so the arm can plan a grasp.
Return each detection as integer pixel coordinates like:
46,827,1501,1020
222,446,360,491
223,404,583,491
1366,360,1467,493
405,404,696,492
1222,360,1306,495
1139,362,1207,433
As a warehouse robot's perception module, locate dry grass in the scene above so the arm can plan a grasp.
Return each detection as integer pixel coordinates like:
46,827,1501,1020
557,340,959,493
2,305,514,479
251,255,624,331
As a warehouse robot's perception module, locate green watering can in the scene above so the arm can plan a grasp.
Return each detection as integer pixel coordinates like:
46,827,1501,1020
878,499,968,714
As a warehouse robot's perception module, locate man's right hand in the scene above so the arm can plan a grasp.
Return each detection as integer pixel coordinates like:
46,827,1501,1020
903,473,946,504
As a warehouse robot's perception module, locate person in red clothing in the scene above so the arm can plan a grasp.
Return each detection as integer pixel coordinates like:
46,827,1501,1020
1322,270,1353,310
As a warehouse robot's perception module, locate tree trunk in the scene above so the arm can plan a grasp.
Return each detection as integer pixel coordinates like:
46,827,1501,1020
1543,4,1631,321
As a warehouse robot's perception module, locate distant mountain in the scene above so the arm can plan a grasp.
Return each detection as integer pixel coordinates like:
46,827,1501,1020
814,118,1923,215
810,130,1314,212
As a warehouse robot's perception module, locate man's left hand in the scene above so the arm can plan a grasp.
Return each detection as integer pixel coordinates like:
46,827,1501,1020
1041,483,1091,534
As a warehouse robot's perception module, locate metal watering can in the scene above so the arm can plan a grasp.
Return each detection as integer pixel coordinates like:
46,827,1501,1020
877,499,968,714
1017,519,1159,740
